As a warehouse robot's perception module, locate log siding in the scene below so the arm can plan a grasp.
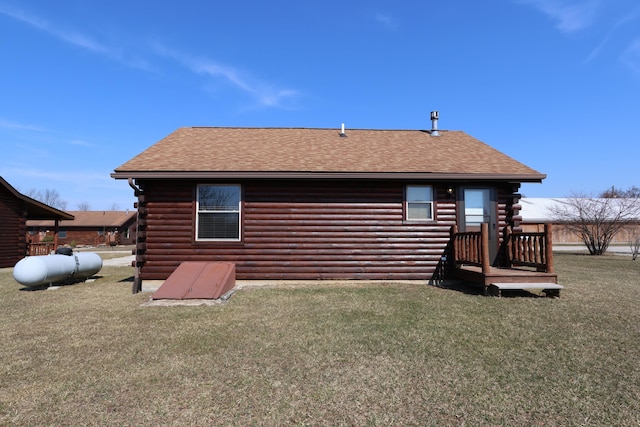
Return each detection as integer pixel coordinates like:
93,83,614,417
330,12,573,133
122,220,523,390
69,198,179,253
136,180,464,281
0,186,27,268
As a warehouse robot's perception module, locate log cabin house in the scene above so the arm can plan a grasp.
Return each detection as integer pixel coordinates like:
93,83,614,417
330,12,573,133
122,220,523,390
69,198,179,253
0,176,74,267
27,210,137,248
111,115,557,294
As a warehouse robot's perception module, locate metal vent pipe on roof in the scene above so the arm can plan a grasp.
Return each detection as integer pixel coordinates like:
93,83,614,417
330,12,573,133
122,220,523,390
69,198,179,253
430,111,440,136
340,123,347,137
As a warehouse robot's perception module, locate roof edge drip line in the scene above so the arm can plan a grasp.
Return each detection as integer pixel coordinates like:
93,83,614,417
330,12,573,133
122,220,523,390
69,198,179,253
114,171,545,182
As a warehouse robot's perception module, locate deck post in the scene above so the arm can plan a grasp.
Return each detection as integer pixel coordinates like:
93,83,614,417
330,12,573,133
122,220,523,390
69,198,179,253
503,226,512,268
450,225,458,264
545,223,555,274
53,219,59,253
481,222,490,274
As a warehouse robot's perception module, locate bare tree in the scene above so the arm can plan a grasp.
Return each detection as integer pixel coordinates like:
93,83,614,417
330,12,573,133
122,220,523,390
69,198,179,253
627,228,640,261
25,188,68,210
109,202,121,211
77,201,91,211
549,192,640,255
600,185,640,198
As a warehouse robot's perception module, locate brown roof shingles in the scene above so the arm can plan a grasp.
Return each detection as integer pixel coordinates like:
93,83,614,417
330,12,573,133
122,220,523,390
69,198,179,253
27,211,136,228
112,127,545,180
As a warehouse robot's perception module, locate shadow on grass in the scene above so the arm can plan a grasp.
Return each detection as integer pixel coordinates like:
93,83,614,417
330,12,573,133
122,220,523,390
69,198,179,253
491,289,546,298
19,275,103,292
432,280,485,296
19,284,50,292
432,281,548,298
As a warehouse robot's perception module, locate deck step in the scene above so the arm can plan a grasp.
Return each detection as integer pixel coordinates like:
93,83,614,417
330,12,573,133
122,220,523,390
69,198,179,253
491,282,563,290
489,282,563,297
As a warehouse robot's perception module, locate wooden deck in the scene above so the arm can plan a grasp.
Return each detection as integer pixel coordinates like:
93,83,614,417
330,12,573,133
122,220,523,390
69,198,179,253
453,264,558,287
450,223,561,297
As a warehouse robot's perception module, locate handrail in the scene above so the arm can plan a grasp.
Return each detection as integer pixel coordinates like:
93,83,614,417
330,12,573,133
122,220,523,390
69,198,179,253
450,223,490,273
452,231,482,266
504,224,554,273
450,223,554,274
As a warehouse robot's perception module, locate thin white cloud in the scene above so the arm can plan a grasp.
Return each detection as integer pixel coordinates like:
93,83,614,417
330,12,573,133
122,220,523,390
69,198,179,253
0,118,44,132
1,166,105,184
585,34,610,63
11,143,51,158
0,5,109,53
621,38,640,76
191,60,255,94
1,118,94,148
68,139,94,147
375,13,397,31
0,4,152,70
585,10,640,62
516,0,601,32
1,5,299,109
153,44,301,109
258,89,300,108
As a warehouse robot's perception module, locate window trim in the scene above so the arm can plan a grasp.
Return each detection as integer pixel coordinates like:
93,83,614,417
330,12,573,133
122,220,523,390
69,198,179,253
195,184,242,241
405,184,434,222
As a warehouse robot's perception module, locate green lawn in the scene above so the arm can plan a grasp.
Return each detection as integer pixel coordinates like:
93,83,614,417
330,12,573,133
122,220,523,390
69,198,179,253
1,252,639,426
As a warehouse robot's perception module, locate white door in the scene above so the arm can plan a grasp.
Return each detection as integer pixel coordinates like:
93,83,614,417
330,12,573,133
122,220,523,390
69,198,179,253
462,188,498,262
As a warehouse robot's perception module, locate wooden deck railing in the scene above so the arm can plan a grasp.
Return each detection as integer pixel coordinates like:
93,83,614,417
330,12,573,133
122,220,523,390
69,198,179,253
450,223,554,274
504,224,554,273
450,223,491,274
28,242,56,256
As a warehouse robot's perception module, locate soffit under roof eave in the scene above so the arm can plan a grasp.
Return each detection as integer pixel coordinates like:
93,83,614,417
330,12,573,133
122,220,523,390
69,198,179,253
23,200,75,220
111,171,546,182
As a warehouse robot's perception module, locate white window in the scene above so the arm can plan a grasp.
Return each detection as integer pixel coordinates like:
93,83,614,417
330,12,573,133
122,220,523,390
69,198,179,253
196,184,241,240
406,185,433,220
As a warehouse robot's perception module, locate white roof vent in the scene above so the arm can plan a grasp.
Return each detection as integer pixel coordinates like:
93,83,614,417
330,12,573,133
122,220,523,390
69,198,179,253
339,123,347,137
430,111,440,136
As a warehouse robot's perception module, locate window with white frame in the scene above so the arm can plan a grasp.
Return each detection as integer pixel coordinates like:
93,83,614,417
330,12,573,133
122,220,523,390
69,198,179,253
197,184,241,240
406,185,433,220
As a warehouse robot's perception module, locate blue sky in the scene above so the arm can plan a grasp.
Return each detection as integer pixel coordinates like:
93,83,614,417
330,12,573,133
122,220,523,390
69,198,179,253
1,1,639,210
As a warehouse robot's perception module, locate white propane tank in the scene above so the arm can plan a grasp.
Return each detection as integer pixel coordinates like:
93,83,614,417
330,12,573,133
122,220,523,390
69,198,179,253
13,252,103,287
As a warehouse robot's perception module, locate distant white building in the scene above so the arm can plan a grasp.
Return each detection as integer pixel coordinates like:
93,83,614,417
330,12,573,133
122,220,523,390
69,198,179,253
519,198,640,244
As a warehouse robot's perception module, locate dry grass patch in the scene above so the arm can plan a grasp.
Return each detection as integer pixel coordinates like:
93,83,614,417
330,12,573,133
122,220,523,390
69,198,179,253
1,254,639,425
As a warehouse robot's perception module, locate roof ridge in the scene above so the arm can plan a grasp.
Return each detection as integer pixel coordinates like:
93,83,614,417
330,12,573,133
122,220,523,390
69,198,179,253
188,126,458,132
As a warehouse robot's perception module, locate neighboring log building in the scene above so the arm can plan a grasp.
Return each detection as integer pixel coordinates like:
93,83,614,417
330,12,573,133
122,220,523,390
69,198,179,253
0,176,73,267
111,120,547,292
27,210,137,247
